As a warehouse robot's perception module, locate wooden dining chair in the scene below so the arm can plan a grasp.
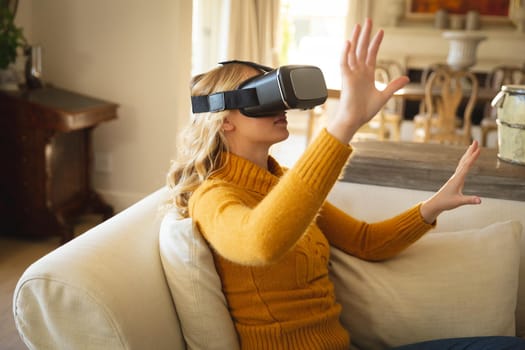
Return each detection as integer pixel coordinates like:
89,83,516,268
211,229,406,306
481,65,525,146
413,67,478,146
416,63,450,117
377,60,406,141
354,60,406,141
306,89,340,144
420,63,449,86
307,60,406,143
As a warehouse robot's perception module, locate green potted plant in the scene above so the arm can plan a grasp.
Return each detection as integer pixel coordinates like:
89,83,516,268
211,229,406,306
0,0,25,70
0,1,26,90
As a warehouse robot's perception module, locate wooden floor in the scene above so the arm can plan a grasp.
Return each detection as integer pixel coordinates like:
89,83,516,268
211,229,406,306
0,218,100,350
0,236,60,350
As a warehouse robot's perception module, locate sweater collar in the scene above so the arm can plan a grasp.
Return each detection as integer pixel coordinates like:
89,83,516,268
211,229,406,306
210,153,284,194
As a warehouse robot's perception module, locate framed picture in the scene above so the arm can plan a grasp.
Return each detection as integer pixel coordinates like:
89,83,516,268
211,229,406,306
405,0,512,23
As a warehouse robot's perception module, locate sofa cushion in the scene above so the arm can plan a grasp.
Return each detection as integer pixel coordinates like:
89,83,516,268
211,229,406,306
159,213,240,350
330,220,523,350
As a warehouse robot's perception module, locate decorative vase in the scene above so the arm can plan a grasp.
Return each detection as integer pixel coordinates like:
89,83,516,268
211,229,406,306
465,10,481,30
442,31,487,71
25,45,43,89
0,63,19,91
434,9,449,29
384,0,404,27
510,2,525,33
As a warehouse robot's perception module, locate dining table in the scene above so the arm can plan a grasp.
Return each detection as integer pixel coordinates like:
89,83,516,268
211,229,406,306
328,83,499,103
392,82,499,103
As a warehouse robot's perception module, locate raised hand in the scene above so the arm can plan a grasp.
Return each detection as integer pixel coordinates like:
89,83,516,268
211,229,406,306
327,18,409,144
420,140,482,224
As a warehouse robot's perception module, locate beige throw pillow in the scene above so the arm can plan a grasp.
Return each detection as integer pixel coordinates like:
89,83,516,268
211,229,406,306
159,213,240,350
330,220,522,350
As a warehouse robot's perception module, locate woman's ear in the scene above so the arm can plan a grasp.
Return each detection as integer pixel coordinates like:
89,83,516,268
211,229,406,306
222,117,235,131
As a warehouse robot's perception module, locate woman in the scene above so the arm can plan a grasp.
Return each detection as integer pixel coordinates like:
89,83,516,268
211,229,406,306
166,19,524,350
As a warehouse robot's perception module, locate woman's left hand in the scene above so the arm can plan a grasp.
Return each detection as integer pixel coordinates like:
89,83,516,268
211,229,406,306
328,18,409,144
419,140,482,224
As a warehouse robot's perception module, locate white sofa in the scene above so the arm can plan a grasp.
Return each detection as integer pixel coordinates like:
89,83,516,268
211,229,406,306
13,182,525,350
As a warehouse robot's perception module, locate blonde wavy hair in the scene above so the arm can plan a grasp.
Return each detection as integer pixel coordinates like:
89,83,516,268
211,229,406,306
166,63,258,218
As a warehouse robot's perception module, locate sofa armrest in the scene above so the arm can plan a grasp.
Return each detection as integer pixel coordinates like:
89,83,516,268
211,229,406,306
13,187,185,350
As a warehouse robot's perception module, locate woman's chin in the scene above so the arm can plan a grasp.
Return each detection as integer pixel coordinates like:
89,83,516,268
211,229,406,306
276,129,290,142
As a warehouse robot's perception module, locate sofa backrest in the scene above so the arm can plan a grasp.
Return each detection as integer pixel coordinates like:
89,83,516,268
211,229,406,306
329,181,525,337
13,181,525,349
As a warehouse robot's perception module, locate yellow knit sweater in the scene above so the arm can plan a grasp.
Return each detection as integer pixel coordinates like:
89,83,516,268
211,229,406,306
189,129,434,349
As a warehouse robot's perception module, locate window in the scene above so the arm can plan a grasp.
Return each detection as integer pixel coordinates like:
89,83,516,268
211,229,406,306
192,0,228,75
279,0,349,88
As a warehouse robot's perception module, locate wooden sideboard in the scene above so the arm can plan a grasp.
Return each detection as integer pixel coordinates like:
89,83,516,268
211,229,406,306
342,140,525,202
0,86,118,242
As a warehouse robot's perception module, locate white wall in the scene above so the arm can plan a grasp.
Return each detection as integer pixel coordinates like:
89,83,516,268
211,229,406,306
16,0,193,212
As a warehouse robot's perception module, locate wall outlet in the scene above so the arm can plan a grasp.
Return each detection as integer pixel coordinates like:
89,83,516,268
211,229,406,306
94,152,113,173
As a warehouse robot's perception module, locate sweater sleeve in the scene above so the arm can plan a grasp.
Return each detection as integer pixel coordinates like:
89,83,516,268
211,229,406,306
189,129,352,266
317,201,435,261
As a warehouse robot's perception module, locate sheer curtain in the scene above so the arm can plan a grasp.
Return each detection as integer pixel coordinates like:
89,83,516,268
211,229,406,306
192,0,280,73
224,0,281,67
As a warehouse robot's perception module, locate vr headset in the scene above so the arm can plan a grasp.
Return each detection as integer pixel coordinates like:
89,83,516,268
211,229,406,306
191,60,328,117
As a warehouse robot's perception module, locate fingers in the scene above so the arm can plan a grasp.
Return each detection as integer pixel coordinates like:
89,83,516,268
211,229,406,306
464,195,482,205
461,140,479,161
469,139,480,158
340,40,351,74
456,140,480,174
346,24,361,69
452,141,482,206
345,18,379,69
381,76,410,99
465,139,480,159
366,28,383,67
356,19,371,63
448,194,481,212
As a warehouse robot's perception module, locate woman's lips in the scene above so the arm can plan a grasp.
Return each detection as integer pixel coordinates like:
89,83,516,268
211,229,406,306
274,113,287,124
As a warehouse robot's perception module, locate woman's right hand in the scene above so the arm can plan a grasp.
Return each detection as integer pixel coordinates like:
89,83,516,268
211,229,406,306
419,140,482,224
327,18,409,144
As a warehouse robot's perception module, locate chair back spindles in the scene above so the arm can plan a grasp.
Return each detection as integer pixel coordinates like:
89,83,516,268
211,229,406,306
358,59,406,141
414,67,478,145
